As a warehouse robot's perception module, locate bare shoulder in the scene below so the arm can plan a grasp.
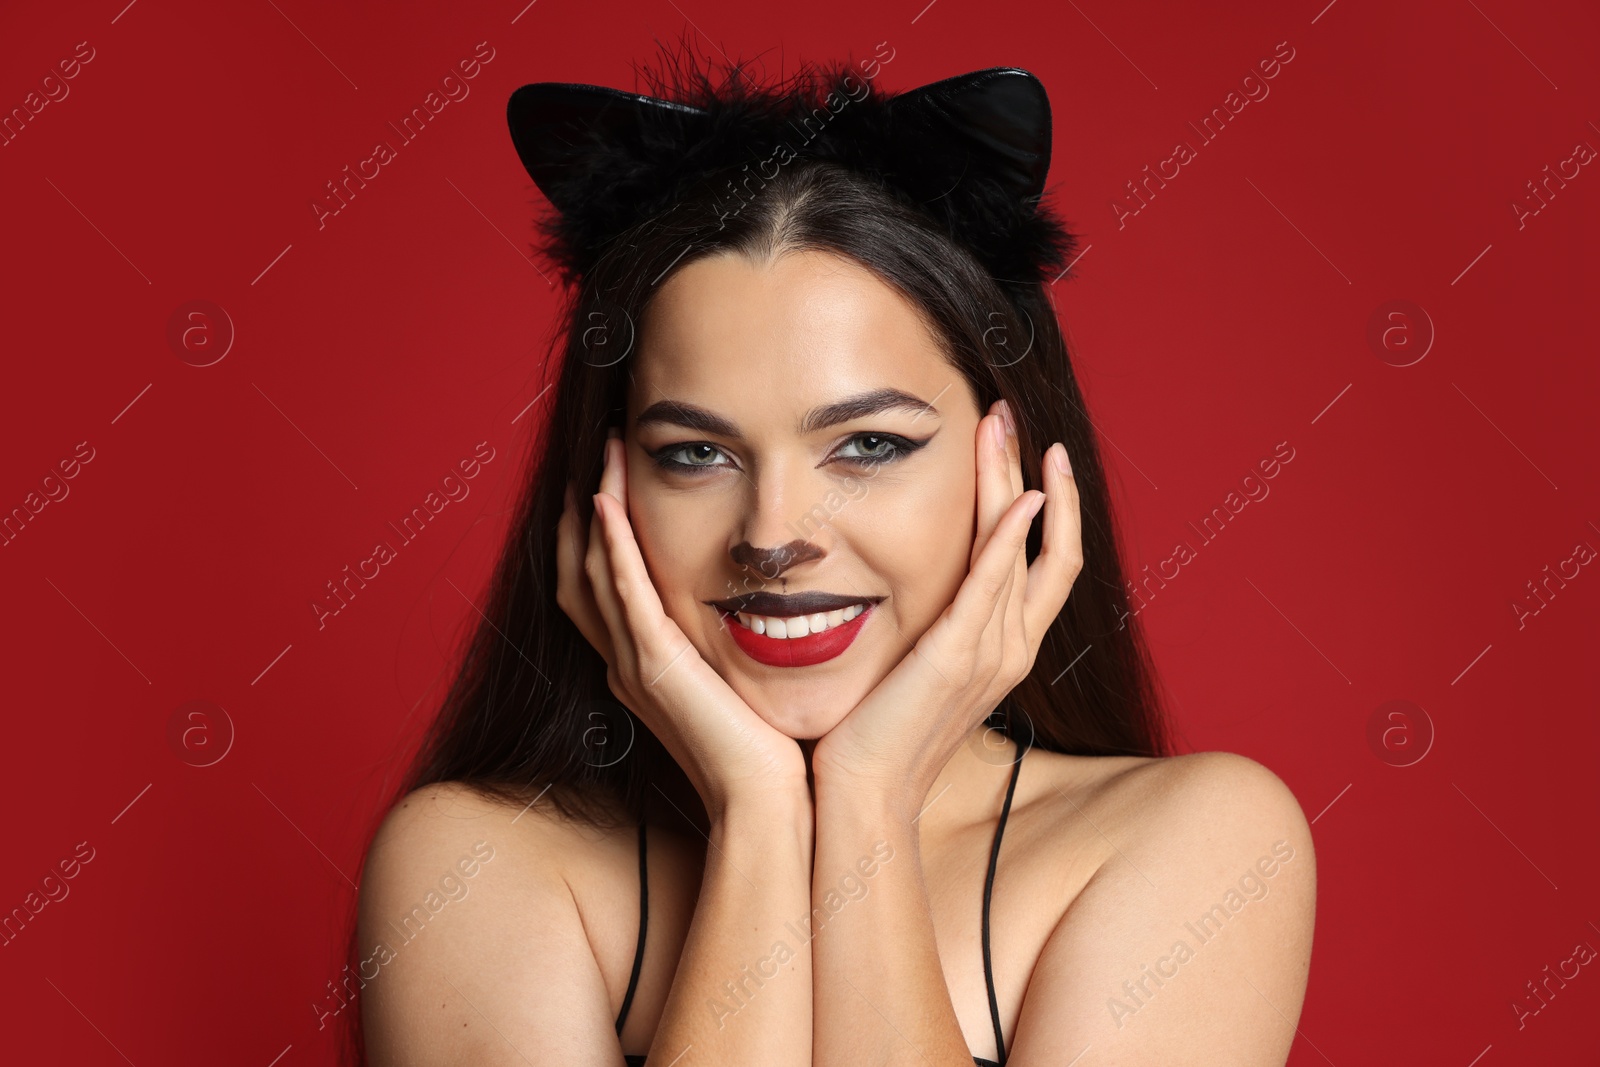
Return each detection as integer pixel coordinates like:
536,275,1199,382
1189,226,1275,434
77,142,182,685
1023,746,1305,818
364,779,598,880
1088,749,1310,828
1045,748,1316,911
1005,751,1316,1065
360,780,589,943
1020,748,1313,869
356,781,632,1067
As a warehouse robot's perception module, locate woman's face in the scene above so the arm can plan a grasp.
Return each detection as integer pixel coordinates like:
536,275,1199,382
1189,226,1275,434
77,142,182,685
623,247,986,740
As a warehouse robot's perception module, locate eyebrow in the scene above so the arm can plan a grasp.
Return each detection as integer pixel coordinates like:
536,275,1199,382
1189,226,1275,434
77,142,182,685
633,387,941,438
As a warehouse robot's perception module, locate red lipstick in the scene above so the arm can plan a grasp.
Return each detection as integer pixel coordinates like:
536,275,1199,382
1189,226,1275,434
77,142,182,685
719,603,874,667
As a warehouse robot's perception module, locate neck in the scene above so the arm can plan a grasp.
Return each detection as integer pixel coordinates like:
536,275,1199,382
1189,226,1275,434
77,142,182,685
924,727,1019,831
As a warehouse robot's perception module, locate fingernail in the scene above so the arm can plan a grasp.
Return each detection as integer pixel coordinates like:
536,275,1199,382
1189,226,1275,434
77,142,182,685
1051,443,1072,476
991,415,1007,448
997,399,1016,438
1027,491,1046,518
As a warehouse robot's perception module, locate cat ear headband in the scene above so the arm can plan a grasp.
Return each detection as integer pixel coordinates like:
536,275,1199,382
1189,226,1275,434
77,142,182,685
505,52,1079,290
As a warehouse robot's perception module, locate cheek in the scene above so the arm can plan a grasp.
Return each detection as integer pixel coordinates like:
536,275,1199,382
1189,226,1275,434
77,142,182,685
852,465,975,620
629,483,727,621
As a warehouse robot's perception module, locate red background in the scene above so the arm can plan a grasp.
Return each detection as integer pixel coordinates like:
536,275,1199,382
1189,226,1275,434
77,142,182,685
2,0,1596,1063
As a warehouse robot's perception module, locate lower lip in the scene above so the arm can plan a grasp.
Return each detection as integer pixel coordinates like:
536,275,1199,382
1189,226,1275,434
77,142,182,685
721,604,875,668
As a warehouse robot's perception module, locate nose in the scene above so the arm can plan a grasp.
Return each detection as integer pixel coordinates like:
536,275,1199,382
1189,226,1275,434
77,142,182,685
730,538,821,580
729,461,824,581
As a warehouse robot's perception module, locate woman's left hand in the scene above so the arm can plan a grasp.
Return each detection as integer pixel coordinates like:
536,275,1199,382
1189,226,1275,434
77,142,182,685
811,399,1083,815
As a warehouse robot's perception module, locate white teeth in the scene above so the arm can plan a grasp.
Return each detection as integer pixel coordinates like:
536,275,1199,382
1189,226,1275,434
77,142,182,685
733,602,869,638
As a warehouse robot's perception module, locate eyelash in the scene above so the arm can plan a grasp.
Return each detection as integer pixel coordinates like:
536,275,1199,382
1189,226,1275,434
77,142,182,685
648,432,928,475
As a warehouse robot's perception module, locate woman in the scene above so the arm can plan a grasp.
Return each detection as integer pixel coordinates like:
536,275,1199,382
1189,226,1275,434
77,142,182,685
346,42,1315,1066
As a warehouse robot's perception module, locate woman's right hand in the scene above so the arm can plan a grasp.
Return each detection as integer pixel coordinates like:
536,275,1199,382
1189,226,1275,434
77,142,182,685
555,431,810,817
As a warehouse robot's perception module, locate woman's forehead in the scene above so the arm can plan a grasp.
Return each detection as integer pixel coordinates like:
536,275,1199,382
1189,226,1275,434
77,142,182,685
629,249,967,421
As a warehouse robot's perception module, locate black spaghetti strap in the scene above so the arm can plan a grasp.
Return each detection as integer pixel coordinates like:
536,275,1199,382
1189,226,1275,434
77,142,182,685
981,746,1024,1067
615,816,648,1034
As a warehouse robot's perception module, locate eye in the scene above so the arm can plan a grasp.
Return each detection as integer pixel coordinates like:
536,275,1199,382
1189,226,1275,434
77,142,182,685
649,442,732,473
647,432,930,477
832,432,925,467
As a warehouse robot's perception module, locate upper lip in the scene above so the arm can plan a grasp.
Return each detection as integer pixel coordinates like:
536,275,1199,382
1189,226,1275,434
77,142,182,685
705,591,884,618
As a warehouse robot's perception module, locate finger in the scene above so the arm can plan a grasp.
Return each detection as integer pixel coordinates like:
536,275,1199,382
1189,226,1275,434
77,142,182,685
556,478,615,663
1000,400,1025,499
982,400,1028,665
948,488,1045,646
599,425,625,505
971,401,1019,570
585,440,631,663
593,429,638,640
591,488,680,675
592,434,680,656
1001,401,1028,637
959,401,1027,676
1024,443,1083,641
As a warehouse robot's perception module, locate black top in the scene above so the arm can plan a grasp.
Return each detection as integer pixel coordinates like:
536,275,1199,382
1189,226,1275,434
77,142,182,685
618,748,1025,1066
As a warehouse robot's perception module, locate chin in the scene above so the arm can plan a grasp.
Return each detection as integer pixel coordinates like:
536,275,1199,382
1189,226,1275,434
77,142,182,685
729,678,858,741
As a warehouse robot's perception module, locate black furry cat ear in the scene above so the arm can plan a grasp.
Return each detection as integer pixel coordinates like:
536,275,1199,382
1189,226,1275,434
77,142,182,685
506,82,708,217
504,60,1074,288
505,68,1051,216
880,67,1053,207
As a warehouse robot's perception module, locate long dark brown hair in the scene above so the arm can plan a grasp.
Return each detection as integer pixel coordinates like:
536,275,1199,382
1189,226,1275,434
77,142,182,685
338,47,1172,1067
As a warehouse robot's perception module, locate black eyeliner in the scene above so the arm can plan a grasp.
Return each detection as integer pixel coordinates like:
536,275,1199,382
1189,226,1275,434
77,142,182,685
647,431,932,474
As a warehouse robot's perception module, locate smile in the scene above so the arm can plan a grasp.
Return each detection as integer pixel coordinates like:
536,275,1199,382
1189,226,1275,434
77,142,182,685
713,601,883,668
734,602,866,638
